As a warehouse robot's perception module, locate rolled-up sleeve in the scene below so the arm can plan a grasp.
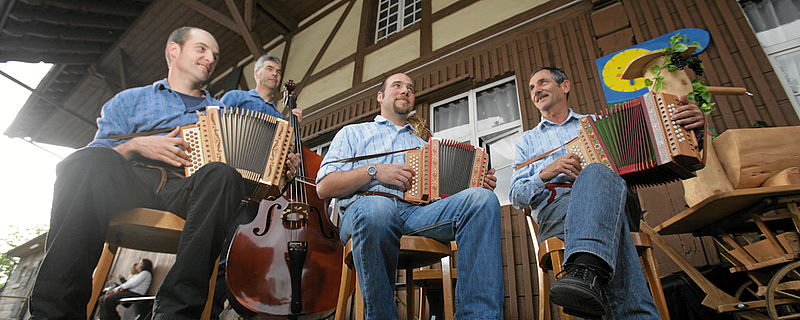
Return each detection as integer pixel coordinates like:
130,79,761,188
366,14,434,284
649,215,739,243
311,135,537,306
316,126,356,184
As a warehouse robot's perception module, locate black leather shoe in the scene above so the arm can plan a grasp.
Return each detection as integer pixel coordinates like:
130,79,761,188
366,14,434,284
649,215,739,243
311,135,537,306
549,263,608,319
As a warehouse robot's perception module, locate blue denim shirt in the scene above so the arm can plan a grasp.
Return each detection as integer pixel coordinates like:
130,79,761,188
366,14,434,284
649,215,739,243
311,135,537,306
220,89,285,119
317,115,424,211
88,79,223,148
509,109,590,216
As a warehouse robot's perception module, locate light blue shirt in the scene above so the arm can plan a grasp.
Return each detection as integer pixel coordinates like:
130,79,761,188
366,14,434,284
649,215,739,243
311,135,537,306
89,79,222,148
317,115,425,210
509,109,590,217
220,89,285,119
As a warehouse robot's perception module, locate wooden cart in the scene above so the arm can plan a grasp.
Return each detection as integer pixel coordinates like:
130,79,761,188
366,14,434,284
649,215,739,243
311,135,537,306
648,184,800,320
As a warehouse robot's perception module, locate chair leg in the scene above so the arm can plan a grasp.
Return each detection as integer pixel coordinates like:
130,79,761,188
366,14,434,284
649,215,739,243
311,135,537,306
537,266,550,320
200,257,220,320
440,256,454,320
640,247,670,320
405,267,414,320
334,259,355,320
355,274,364,320
87,243,118,319
418,286,426,320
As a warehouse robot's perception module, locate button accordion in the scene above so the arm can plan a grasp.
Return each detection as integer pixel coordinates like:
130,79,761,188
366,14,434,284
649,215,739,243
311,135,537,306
565,92,703,187
180,106,294,201
404,139,490,204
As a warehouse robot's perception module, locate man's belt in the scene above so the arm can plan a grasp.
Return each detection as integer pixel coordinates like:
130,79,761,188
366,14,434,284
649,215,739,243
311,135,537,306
359,191,416,205
544,183,573,204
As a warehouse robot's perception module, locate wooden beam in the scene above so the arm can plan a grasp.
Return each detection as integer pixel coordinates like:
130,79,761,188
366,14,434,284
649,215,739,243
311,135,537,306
298,0,355,93
10,5,132,29
177,0,239,35
2,20,118,42
35,0,145,17
353,0,371,86
244,0,253,29
254,0,297,31
118,48,129,89
0,0,18,37
0,50,100,64
224,0,263,59
1,37,108,54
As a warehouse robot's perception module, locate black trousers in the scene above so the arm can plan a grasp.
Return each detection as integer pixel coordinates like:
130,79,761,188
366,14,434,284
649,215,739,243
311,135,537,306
29,147,245,320
97,290,140,320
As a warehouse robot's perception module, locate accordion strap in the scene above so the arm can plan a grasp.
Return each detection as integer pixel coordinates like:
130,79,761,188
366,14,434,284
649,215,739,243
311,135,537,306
100,127,175,141
330,147,420,163
514,137,578,171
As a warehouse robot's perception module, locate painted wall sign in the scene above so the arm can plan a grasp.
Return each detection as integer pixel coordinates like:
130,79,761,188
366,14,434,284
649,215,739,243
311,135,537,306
595,28,710,104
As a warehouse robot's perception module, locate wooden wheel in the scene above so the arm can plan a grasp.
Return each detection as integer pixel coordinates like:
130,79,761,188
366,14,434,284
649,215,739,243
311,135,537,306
766,260,800,319
734,279,769,319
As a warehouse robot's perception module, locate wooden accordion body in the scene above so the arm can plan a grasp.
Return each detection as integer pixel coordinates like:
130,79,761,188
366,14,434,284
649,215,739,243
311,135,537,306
180,106,294,201
565,92,703,187
404,139,490,204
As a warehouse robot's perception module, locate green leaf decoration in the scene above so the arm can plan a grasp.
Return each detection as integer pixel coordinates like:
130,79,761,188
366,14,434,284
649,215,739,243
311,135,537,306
644,78,653,86
675,43,688,52
648,64,661,75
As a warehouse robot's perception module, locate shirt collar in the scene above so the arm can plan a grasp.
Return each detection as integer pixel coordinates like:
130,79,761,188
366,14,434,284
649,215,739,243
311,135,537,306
373,115,416,132
153,78,213,99
248,89,275,106
536,108,582,129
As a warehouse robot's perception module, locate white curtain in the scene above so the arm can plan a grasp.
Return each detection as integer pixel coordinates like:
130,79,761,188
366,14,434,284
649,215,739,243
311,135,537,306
742,0,800,97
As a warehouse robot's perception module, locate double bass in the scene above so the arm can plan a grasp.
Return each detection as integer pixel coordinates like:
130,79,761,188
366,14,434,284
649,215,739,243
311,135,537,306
225,81,345,319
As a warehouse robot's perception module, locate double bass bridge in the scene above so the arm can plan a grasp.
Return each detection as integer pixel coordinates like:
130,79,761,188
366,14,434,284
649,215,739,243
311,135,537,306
281,202,310,229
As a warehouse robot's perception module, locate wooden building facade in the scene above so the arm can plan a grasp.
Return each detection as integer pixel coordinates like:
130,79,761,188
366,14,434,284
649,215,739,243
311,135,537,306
37,0,796,319
192,0,799,318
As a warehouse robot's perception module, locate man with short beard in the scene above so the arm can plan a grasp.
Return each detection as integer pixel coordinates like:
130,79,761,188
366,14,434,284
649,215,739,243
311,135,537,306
510,67,705,319
315,73,504,319
29,27,297,320
221,54,302,121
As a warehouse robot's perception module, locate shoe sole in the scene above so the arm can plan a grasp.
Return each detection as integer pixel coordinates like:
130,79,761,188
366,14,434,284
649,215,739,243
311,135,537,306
549,281,605,318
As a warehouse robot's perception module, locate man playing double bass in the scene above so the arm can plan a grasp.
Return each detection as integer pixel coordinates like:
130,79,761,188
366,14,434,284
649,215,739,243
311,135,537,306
316,73,504,319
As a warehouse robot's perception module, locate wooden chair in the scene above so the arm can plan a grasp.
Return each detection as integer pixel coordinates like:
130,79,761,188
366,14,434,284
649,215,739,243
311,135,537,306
414,242,458,320
86,208,219,320
334,235,453,320
525,215,670,320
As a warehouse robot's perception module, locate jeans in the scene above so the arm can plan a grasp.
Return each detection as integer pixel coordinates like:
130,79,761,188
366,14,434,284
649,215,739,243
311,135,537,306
535,163,659,319
29,147,245,320
339,187,503,320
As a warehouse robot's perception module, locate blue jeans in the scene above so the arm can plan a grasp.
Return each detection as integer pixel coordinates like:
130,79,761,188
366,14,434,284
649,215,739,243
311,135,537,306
339,187,503,320
536,163,659,319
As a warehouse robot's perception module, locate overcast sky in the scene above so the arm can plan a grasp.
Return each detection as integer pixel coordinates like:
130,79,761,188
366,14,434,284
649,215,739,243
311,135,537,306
0,61,75,251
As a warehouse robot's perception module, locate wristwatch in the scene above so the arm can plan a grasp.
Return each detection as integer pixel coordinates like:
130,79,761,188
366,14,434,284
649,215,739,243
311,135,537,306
367,165,377,181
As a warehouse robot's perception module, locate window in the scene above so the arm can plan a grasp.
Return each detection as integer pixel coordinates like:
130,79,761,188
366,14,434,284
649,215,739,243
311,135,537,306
375,0,422,42
312,141,331,159
741,0,800,116
431,76,523,205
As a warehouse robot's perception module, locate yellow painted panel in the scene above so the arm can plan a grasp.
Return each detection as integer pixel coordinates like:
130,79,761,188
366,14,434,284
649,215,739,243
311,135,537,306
363,31,420,82
316,0,362,73
432,0,459,13
298,62,355,109
432,0,545,51
285,5,345,83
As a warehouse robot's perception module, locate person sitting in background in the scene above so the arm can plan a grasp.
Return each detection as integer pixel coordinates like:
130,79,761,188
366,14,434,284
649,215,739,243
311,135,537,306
97,259,154,320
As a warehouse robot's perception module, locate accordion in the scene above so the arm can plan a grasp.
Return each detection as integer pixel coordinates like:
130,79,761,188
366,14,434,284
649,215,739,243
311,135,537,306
404,139,490,204
565,92,703,187
180,106,294,201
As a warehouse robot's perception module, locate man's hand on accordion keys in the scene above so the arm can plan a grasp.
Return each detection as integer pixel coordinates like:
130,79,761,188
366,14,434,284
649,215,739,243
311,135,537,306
672,95,706,130
113,127,192,167
483,168,497,191
376,164,416,191
539,153,582,181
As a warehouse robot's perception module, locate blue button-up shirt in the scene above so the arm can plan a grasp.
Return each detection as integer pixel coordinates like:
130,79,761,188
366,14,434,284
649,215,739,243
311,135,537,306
89,79,223,148
317,115,425,210
509,109,590,217
220,89,285,119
